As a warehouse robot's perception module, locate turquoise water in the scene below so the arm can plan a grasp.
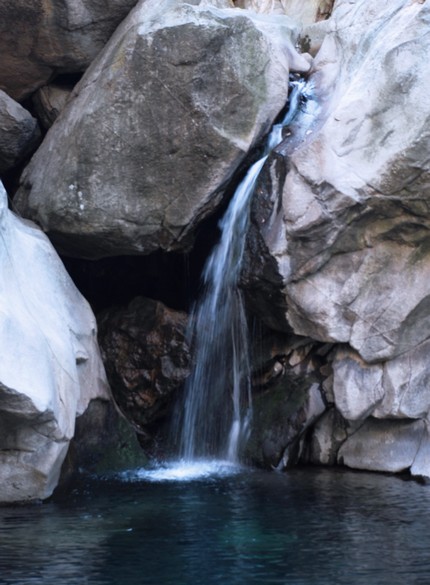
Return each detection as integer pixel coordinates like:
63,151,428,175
1,466,429,585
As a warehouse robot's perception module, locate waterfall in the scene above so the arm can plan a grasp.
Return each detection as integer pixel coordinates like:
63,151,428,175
175,78,308,464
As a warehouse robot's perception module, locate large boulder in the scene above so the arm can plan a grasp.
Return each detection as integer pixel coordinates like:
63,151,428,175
60,398,147,484
0,0,139,101
242,0,430,477
15,0,310,259
0,91,41,174
337,418,426,474
0,181,109,503
332,343,430,422
307,407,430,477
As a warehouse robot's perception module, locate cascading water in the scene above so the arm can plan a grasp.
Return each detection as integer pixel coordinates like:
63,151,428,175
173,78,308,467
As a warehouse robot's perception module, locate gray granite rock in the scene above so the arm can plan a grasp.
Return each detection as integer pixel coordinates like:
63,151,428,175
246,0,430,361
15,0,310,259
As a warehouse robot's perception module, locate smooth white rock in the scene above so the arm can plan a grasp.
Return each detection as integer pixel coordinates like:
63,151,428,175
262,0,430,363
0,181,108,503
338,418,425,474
332,342,430,422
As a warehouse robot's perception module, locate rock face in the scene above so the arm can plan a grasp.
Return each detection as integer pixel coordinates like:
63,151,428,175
98,297,190,440
0,181,109,503
0,0,139,101
243,0,430,478
235,0,333,22
15,0,310,259
61,398,147,483
246,329,326,468
3,0,430,485
0,91,41,174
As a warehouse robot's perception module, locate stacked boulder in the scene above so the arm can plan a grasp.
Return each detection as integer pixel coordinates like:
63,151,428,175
14,0,310,258
4,0,430,494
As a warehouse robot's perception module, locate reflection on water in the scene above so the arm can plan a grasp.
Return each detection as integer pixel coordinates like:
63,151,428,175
1,467,430,585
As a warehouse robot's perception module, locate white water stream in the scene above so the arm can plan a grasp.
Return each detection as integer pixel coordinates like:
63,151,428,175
168,78,308,476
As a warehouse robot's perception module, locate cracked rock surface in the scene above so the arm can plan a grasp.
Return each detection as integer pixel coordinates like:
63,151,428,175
243,0,430,478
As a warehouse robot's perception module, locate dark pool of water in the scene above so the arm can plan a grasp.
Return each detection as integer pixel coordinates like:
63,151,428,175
1,465,429,585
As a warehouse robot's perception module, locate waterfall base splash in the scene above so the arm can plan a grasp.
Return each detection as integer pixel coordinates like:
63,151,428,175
117,459,242,482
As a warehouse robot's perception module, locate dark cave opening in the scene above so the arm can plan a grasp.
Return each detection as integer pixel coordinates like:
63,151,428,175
61,212,224,316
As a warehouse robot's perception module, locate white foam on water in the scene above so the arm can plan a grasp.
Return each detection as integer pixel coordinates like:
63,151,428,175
116,460,242,483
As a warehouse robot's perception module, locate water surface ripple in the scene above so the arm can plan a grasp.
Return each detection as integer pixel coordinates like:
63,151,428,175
1,468,429,585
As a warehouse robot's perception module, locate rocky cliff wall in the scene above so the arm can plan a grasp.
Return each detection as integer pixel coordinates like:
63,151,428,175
1,0,430,500
243,0,430,479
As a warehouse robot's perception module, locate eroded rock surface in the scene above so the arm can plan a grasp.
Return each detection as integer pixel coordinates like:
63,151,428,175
249,0,430,356
234,0,333,22
0,181,108,503
243,0,430,478
61,398,147,482
246,327,327,468
4,0,429,483
15,0,310,259
98,297,190,440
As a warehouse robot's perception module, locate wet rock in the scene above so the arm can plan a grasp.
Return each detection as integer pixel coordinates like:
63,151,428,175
0,0,139,101
246,328,326,468
0,181,108,503
0,91,41,174
98,297,190,440
241,0,430,477
241,151,295,333
60,398,146,484
248,378,325,469
15,0,310,259
410,423,430,481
